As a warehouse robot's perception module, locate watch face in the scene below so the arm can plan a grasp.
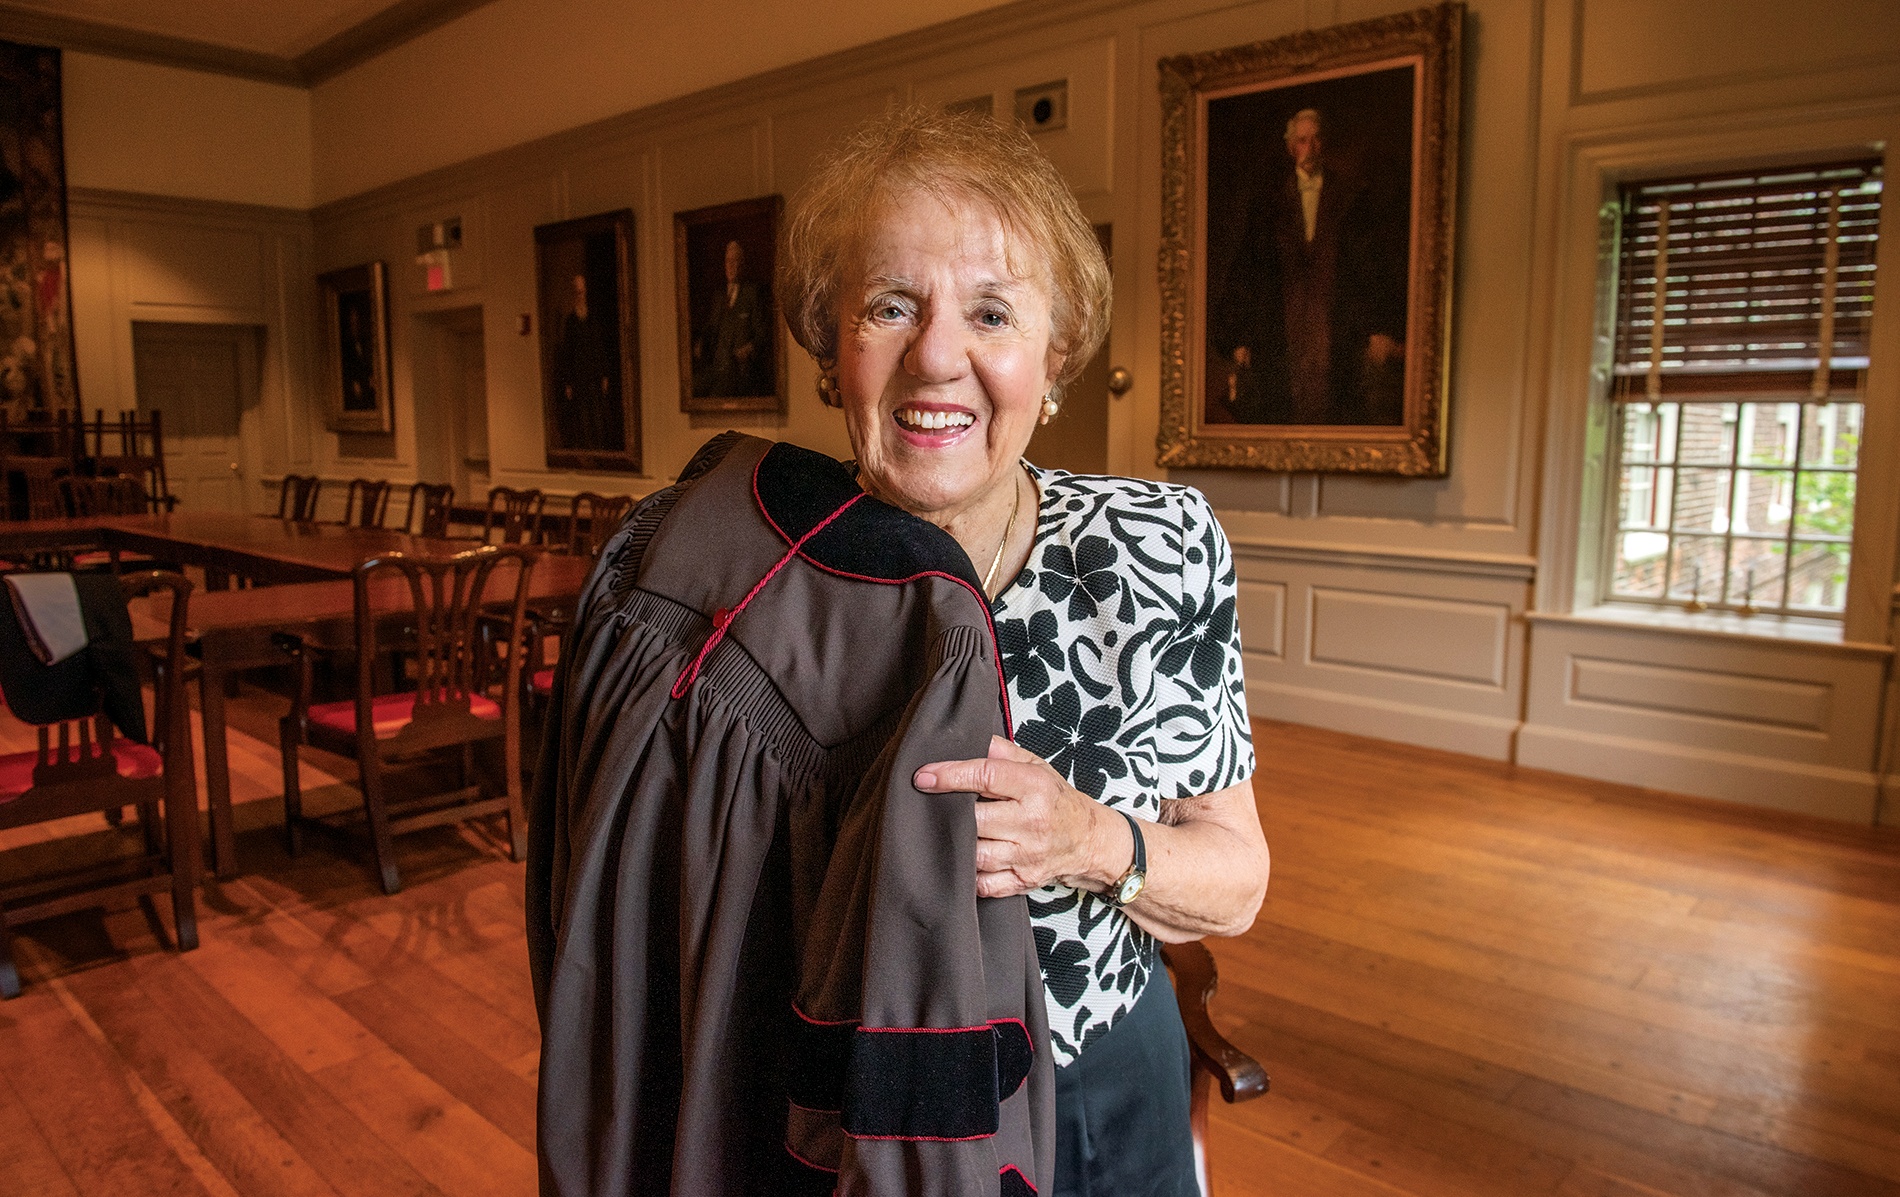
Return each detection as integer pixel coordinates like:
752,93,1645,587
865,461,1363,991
1116,872,1146,906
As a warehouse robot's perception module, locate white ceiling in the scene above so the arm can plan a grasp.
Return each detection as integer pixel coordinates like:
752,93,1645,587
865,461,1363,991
6,0,412,60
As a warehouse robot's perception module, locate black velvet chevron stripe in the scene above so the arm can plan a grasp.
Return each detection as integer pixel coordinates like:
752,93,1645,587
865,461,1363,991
843,1025,1000,1140
1000,1165,1039,1196
785,1012,853,1112
993,1018,1034,1100
788,1010,1035,1141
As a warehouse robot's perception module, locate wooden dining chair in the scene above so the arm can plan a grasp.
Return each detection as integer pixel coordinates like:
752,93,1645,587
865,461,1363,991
336,478,392,529
482,486,545,546
87,410,176,514
402,482,455,538
1161,939,1270,1197
522,492,633,718
563,492,634,557
60,477,157,573
277,545,535,894
0,571,199,998
277,474,322,521
61,475,148,518
18,457,70,521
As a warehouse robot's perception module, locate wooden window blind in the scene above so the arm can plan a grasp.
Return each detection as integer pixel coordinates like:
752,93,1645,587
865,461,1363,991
1612,159,1883,398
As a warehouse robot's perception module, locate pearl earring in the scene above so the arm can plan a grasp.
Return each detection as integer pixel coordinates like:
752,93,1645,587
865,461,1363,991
815,358,842,408
1039,395,1060,425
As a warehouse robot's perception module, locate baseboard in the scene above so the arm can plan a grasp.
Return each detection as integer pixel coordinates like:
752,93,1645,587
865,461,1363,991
1516,723,1878,823
1246,679,1519,761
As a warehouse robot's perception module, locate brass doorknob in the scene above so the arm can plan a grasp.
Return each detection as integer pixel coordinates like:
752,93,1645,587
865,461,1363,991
1107,366,1133,396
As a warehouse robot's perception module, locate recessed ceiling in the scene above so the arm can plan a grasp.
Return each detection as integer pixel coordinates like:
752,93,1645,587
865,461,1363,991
0,0,496,83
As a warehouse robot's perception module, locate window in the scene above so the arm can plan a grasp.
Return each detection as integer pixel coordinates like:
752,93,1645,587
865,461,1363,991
1605,159,1882,616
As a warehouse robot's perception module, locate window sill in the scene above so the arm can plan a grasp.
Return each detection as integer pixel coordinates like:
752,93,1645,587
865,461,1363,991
1528,604,1892,657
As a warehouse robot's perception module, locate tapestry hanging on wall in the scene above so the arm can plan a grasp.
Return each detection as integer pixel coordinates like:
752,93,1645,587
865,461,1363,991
0,40,78,420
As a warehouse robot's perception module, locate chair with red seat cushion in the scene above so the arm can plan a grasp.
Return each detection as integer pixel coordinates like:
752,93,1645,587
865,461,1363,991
278,545,535,895
0,571,199,999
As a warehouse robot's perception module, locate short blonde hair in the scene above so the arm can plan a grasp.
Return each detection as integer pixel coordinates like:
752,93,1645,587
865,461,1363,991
778,106,1110,393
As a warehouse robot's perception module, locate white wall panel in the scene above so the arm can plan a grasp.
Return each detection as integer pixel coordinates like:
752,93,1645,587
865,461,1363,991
121,223,267,314
1521,615,1888,820
1568,658,1832,733
1235,543,1530,759
1236,579,1286,661
1308,588,1510,688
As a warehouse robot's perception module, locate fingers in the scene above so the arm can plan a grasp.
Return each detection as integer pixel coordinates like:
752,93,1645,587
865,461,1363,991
976,870,1031,899
914,738,1050,797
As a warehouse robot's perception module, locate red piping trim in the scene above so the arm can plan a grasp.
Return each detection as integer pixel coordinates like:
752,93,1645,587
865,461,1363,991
990,1016,1032,1051
1001,1164,1038,1193
857,1023,997,1035
791,1003,861,1027
846,1131,996,1143
751,456,1015,736
786,1098,841,1115
783,1141,840,1174
671,489,866,699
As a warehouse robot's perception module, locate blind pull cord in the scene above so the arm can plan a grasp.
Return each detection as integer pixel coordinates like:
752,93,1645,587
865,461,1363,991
1811,187,1843,401
1646,200,1670,401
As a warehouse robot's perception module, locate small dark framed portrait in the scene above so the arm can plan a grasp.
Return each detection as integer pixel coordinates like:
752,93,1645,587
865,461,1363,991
535,210,642,473
318,262,393,434
673,195,783,415
1157,3,1462,475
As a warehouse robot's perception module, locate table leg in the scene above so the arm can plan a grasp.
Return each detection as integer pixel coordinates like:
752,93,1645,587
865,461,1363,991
166,678,201,949
199,659,238,879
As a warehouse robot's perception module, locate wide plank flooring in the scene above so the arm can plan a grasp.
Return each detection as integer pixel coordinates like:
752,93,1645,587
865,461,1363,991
2,694,1896,1196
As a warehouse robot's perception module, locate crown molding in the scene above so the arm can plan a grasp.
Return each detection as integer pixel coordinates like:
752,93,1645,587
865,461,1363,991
0,0,499,86
310,0,1132,218
68,186,315,230
0,3,301,83
295,0,498,83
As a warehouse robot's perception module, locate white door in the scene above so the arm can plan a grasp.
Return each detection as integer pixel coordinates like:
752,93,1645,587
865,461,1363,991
132,323,255,513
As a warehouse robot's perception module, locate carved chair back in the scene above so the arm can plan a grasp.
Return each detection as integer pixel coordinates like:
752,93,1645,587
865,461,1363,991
403,481,455,538
482,486,545,546
349,546,534,752
277,474,322,521
338,478,391,529
564,492,634,556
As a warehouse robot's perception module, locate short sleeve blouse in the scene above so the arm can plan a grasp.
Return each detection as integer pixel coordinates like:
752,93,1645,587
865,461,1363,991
993,465,1255,1066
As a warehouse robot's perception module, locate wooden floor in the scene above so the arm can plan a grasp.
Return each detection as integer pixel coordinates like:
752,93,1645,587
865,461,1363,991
2,698,1897,1196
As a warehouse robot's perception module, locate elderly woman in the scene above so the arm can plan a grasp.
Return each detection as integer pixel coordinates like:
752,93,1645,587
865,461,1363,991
781,108,1269,1196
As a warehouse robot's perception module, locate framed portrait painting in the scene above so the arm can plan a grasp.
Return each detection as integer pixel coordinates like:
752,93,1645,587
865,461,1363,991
318,262,393,434
535,210,642,473
1157,2,1462,475
674,195,783,415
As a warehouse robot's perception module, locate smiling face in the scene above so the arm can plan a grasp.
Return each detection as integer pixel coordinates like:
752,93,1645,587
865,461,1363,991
835,187,1063,533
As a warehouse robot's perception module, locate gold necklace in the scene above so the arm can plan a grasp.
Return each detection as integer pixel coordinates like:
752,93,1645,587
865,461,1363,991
982,467,1023,598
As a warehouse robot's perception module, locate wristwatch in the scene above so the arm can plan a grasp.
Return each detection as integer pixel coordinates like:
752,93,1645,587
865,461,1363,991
1106,809,1148,908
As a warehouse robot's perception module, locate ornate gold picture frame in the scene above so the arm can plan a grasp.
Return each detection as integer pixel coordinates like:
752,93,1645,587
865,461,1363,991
1157,3,1462,474
673,195,784,416
534,210,642,473
318,261,393,434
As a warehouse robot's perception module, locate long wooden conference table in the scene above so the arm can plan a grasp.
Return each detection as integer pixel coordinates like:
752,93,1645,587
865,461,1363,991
0,512,593,879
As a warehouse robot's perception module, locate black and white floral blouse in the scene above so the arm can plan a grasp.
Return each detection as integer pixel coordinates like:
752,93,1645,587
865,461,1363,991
994,464,1255,1066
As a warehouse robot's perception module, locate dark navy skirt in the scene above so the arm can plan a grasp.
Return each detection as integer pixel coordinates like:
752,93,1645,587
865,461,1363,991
1052,964,1200,1197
